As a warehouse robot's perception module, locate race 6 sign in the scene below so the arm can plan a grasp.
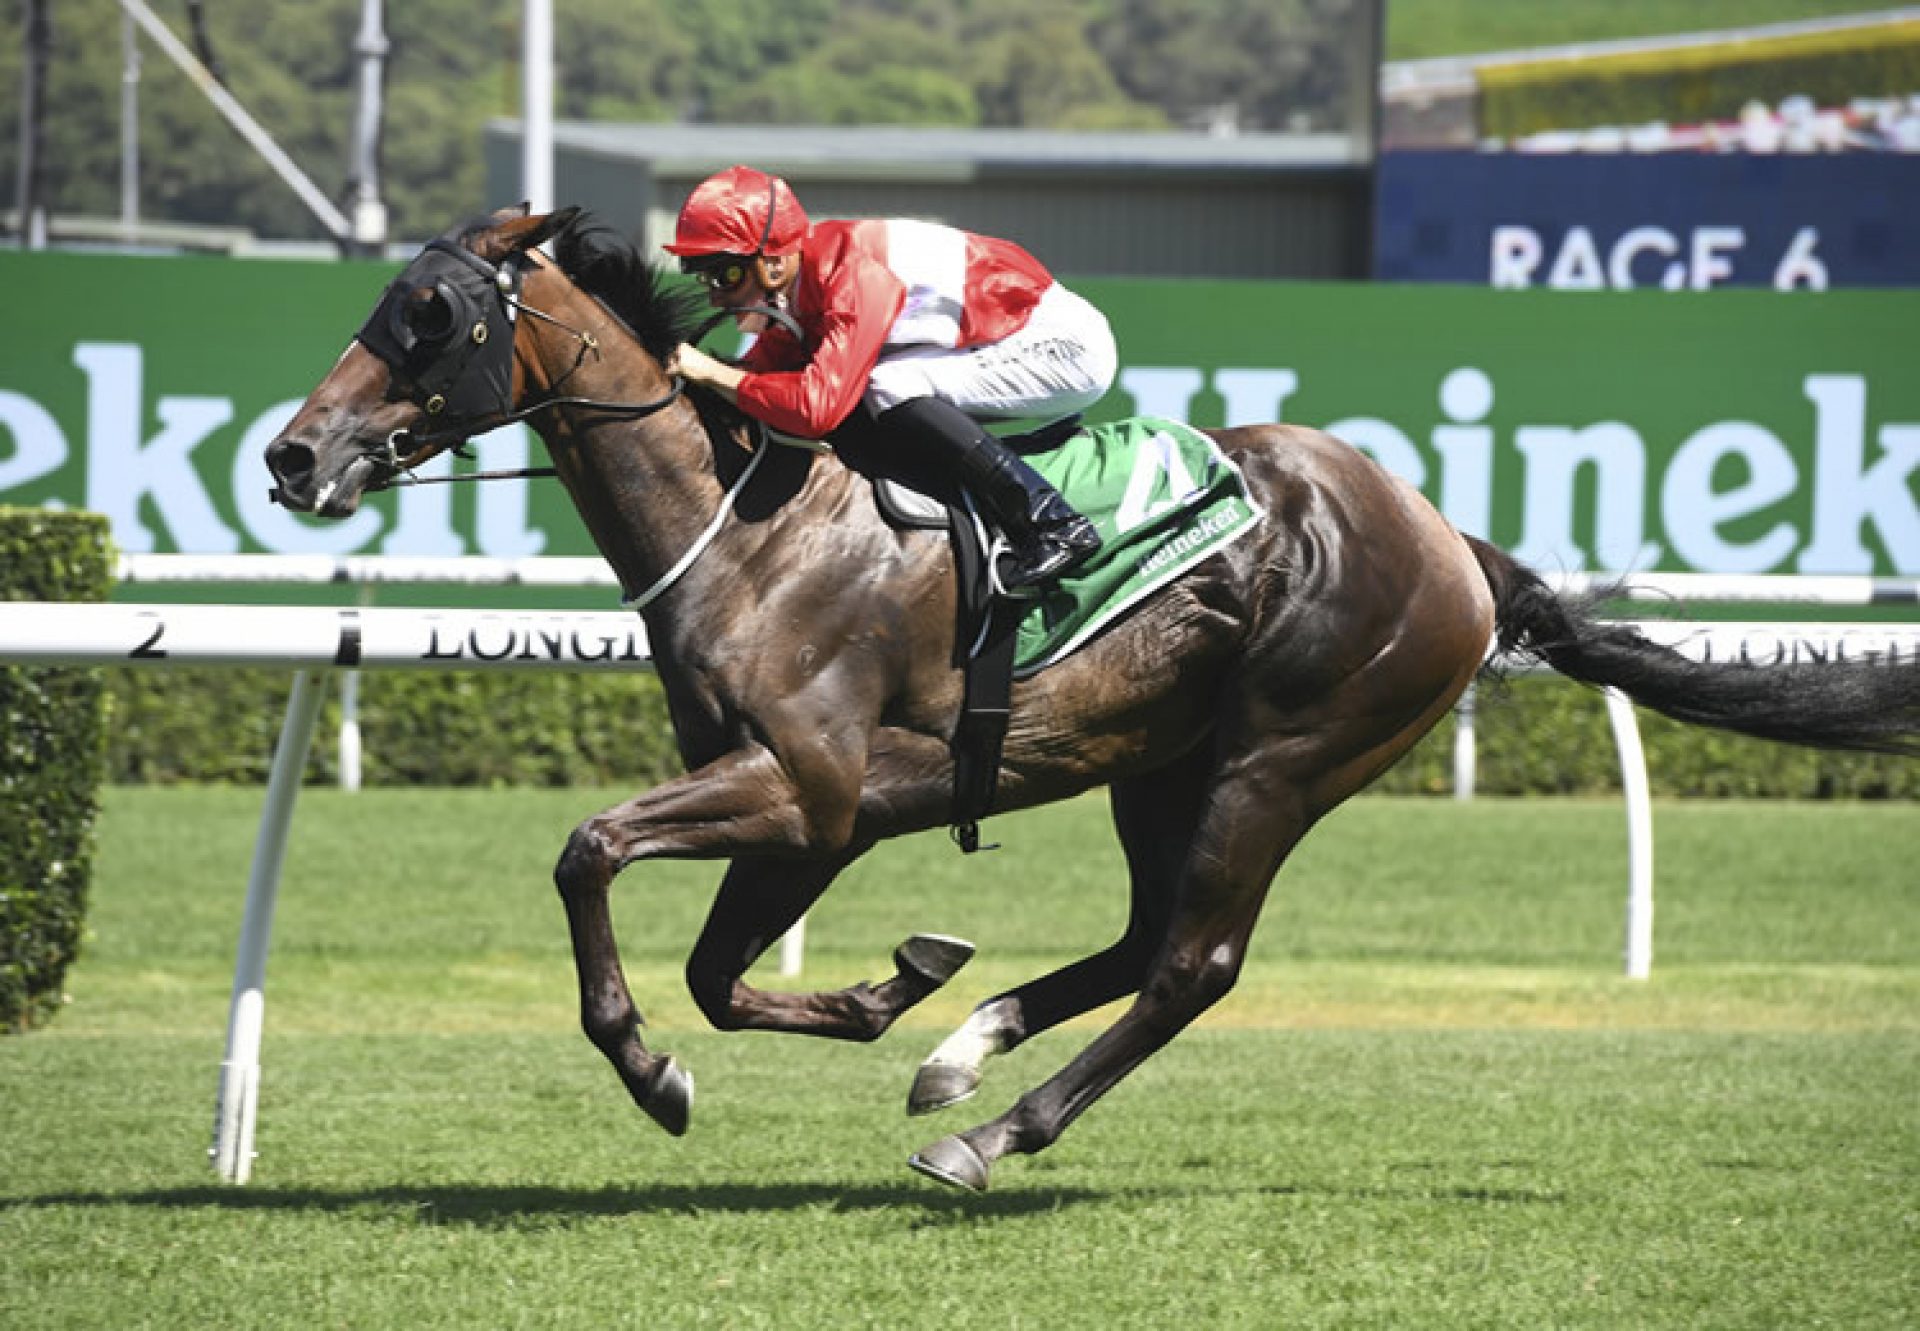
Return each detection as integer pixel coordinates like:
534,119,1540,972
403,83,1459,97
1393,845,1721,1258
1375,152,1920,290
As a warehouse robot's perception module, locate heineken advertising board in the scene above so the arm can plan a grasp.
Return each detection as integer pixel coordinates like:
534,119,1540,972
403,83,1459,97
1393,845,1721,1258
2,250,1915,578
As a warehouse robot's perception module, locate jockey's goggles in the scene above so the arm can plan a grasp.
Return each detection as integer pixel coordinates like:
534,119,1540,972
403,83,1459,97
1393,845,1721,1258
681,254,755,294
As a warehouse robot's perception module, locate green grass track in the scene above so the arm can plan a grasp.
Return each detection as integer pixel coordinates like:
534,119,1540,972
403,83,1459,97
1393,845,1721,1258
3,789,1915,1328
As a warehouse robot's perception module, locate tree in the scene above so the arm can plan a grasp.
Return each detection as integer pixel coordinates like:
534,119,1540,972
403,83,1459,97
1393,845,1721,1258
1091,0,1366,132
672,0,839,122
959,0,1167,128
554,0,698,122
710,16,978,125
0,0,1364,242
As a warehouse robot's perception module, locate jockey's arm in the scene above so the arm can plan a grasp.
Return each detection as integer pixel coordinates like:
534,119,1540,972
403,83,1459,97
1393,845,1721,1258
733,251,904,439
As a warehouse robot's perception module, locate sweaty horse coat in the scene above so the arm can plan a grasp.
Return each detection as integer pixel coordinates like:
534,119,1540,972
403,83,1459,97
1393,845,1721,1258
263,208,1920,1192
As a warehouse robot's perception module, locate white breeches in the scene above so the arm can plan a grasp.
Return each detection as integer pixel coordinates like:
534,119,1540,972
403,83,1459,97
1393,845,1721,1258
862,284,1119,422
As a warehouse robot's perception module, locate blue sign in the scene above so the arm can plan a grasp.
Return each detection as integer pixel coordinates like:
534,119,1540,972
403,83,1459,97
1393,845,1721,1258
1375,151,1920,289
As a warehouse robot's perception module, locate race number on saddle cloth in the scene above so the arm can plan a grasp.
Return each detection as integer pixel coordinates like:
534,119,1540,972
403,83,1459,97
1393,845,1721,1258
932,413,1258,851
1000,417,1262,676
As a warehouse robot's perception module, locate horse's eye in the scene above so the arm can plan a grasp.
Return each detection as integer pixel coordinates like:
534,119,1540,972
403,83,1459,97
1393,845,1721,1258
402,287,456,341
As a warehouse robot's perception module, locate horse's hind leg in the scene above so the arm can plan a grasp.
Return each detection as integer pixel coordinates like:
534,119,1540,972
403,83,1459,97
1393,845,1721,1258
908,749,1310,1192
686,852,974,1041
907,749,1205,1114
908,610,1485,1190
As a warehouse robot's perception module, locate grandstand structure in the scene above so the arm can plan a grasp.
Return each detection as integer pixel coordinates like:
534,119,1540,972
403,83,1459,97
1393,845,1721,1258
1382,8,1920,149
481,120,1373,281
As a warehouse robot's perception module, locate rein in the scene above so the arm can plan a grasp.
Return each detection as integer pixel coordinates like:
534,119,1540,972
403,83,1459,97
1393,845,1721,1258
352,236,809,610
369,302,801,492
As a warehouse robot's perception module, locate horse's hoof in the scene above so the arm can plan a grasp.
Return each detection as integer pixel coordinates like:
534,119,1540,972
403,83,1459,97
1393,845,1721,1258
907,1060,981,1116
908,1135,991,1193
894,934,975,988
643,1056,693,1137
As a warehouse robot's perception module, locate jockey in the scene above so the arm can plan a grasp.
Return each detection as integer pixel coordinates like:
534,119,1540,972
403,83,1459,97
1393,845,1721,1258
663,164,1117,595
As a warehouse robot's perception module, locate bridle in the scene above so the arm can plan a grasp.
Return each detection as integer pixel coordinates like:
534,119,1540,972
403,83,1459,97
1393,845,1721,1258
355,231,799,492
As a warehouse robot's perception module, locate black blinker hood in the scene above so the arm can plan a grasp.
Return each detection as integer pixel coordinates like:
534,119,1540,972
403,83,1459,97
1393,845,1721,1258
356,236,525,423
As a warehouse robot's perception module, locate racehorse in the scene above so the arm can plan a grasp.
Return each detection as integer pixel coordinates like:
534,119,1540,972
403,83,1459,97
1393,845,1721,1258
265,206,1920,1192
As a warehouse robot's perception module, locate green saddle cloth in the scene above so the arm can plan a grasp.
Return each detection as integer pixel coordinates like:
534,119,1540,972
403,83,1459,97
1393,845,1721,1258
1011,416,1262,676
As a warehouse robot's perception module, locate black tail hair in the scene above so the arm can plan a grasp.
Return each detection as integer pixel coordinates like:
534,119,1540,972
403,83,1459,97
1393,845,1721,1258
1466,535,1920,756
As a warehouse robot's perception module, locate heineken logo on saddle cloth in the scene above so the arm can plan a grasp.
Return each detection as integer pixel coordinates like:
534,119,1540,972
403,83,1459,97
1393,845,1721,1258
1013,416,1262,676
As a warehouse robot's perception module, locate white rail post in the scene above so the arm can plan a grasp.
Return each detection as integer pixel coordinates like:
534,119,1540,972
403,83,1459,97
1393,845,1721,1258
339,584,373,791
211,669,326,1183
338,670,363,792
778,918,806,978
1603,688,1655,980
1452,682,1477,801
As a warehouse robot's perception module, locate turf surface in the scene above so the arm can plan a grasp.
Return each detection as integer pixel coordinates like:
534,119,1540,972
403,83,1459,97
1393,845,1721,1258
3,789,1915,1328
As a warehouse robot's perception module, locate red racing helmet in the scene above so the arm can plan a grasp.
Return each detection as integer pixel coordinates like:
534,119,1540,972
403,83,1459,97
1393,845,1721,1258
663,166,810,259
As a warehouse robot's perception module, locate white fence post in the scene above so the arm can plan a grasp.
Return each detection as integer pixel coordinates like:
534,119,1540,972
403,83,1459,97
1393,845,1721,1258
338,670,363,792
1452,682,1477,801
1603,689,1655,980
779,920,806,978
211,668,327,1184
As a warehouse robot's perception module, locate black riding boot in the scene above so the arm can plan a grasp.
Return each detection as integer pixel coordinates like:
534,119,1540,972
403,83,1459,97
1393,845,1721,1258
878,398,1101,595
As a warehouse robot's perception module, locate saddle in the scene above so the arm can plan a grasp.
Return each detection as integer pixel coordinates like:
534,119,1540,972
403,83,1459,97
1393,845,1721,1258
846,412,1262,853
870,415,1083,531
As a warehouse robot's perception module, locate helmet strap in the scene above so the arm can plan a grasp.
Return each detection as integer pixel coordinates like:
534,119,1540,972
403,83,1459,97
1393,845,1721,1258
754,175,780,257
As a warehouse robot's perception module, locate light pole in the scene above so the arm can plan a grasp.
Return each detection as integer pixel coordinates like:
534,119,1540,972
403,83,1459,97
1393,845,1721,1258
522,0,554,213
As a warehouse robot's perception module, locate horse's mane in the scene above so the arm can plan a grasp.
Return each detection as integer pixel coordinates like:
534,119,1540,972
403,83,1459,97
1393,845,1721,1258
546,212,711,365
529,210,764,467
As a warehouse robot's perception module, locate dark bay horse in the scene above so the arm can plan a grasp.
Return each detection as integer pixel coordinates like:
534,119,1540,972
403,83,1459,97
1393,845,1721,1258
265,207,1920,1192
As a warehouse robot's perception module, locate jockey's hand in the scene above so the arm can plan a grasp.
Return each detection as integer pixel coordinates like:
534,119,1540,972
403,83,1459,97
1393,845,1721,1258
666,343,745,399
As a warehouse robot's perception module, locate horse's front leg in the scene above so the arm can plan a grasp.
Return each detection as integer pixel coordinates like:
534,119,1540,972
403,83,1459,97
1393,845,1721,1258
685,851,973,1040
672,725,975,1039
551,739,878,1135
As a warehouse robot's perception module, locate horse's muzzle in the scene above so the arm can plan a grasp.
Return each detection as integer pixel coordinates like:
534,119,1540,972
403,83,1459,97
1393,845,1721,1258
264,436,383,517
264,437,314,509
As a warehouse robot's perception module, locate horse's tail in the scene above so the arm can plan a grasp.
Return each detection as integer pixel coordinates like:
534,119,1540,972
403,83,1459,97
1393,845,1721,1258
1463,534,1920,756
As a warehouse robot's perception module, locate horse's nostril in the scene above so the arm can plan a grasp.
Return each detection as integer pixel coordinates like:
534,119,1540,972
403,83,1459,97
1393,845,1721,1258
267,439,316,488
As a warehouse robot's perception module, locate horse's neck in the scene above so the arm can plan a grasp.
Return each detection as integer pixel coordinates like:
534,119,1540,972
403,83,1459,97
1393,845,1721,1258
515,271,736,605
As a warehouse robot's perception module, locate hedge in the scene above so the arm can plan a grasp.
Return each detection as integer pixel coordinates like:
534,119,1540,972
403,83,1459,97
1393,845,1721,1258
104,666,683,789
98,663,1916,799
1478,19,1920,139
1,507,113,1032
